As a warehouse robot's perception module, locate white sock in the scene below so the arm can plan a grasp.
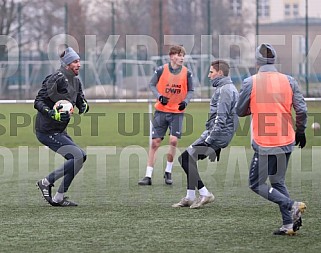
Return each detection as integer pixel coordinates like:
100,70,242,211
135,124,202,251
145,166,153,178
53,192,64,203
165,161,173,173
186,190,196,201
283,223,293,229
199,186,210,196
42,178,50,186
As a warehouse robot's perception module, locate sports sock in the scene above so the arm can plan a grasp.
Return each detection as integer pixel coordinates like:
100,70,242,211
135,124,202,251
186,190,196,201
42,178,50,186
283,223,293,229
165,161,173,173
53,192,64,203
199,186,210,196
145,166,153,178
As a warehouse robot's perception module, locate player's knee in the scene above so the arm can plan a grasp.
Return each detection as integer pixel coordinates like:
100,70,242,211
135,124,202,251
169,139,178,147
151,139,161,149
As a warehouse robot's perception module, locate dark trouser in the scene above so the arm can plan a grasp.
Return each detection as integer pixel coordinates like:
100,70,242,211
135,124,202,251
36,131,87,193
178,138,218,190
249,152,294,225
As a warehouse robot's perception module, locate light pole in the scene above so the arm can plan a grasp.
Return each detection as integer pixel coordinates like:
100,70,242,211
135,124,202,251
256,0,259,46
64,3,68,35
111,0,116,99
17,1,22,99
305,0,309,97
159,0,163,57
207,0,211,98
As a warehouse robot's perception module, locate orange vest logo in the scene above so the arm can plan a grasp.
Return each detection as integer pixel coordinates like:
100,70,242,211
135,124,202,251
164,83,182,94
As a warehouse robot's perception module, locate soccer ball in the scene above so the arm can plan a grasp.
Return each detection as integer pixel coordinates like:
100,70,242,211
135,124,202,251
53,100,74,114
311,122,320,130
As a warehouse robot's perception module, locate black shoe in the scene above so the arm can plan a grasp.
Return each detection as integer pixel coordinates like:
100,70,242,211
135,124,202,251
293,217,302,232
51,197,78,207
37,179,54,205
273,226,296,236
138,177,152,185
164,172,173,185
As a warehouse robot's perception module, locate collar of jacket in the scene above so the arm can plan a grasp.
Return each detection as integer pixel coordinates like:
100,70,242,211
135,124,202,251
168,62,182,74
258,64,278,72
60,66,76,79
210,76,231,87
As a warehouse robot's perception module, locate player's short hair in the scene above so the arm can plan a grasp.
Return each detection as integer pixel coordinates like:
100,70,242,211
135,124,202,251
169,45,186,56
211,60,230,76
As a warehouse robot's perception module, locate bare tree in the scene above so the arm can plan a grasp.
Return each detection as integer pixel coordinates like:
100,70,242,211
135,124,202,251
0,0,19,60
28,0,87,55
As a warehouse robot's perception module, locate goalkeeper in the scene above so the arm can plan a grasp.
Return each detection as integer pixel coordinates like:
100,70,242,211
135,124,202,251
172,60,239,208
34,46,89,207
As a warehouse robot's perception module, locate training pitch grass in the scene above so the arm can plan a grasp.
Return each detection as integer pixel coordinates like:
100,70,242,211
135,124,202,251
0,102,321,252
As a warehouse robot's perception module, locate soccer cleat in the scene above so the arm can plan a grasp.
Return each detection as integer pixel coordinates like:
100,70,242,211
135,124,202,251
37,179,54,205
291,201,306,231
293,217,302,232
172,197,194,208
51,197,78,207
291,201,306,220
273,226,296,236
164,172,173,185
190,193,215,209
138,176,152,185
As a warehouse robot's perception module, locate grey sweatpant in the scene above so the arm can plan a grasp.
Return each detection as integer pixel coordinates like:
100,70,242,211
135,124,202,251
249,151,294,225
36,131,86,193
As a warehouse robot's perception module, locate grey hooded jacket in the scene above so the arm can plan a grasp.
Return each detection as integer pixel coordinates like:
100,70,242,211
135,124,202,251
200,76,239,149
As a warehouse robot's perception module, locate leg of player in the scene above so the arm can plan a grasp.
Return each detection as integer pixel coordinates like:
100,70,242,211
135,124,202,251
172,148,215,208
36,132,85,207
138,138,162,185
164,135,178,185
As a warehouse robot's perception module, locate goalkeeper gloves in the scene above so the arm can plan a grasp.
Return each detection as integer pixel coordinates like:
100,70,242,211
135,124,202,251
46,105,70,122
79,100,89,114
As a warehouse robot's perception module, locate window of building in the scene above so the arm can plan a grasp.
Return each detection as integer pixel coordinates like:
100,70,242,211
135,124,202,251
284,4,290,16
293,4,299,16
230,0,242,16
258,0,270,17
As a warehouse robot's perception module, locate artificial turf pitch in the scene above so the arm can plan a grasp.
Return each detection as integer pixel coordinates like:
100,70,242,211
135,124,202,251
0,102,320,252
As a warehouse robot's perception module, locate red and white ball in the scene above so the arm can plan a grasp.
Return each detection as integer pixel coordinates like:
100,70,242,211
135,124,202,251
53,100,74,114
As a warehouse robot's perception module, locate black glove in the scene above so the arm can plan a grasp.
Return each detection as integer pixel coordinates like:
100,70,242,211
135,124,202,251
208,148,221,162
79,100,89,114
178,101,187,111
46,105,70,122
295,132,306,148
159,95,169,105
